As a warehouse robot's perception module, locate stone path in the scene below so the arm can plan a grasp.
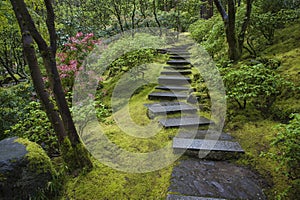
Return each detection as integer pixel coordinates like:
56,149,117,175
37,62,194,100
145,45,266,199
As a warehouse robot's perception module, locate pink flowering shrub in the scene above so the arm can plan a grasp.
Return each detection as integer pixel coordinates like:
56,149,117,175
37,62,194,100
56,32,102,93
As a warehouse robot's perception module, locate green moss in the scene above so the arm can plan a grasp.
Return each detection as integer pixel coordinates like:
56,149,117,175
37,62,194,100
61,137,93,172
15,138,55,175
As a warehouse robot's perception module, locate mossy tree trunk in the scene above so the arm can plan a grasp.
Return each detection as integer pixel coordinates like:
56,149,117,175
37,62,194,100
10,0,92,172
214,0,252,62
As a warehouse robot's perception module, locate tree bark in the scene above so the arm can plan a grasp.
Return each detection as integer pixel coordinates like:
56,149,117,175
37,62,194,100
10,0,92,171
214,0,252,62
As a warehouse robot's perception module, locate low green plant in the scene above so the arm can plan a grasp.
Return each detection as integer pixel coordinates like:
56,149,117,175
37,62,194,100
261,113,300,199
0,83,34,139
5,101,59,155
189,15,226,59
223,64,294,112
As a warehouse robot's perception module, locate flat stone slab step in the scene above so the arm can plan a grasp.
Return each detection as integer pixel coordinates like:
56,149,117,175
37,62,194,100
148,92,188,100
156,85,190,91
167,60,191,65
164,65,191,70
146,102,197,118
161,70,191,75
158,76,191,85
167,194,225,200
159,117,212,128
169,52,191,56
168,160,266,199
170,55,190,59
176,130,234,141
173,138,244,153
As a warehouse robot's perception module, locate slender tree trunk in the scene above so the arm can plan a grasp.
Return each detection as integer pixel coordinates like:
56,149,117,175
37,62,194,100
214,0,252,62
113,1,124,32
139,0,150,27
226,0,240,61
153,0,162,36
10,0,92,171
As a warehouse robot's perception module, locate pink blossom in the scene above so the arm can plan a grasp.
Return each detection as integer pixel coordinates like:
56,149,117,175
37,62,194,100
70,46,77,51
69,60,78,70
76,32,84,38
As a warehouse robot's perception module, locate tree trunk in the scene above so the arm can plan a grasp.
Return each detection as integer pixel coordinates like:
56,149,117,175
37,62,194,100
10,0,92,172
226,0,240,61
153,0,162,36
214,0,252,62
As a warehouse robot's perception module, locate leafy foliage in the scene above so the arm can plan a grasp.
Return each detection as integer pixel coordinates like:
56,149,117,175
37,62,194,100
5,101,59,155
271,114,300,179
189,15,226,59
0,83,34,139
261,114,300,198
223,64,294,111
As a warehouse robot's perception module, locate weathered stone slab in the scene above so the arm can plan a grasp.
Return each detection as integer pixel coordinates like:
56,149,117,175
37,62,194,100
148,92,188,100
176,130,234,141
159,117,212,128
158,76,191,85
146,102,197,118
144,101,182,107
170,55,191,59
161,70,191,75
172,138,244,153
167,60,191,65
164,65,191,70
156,85,190,91
167,194,226,200
168,159,267,199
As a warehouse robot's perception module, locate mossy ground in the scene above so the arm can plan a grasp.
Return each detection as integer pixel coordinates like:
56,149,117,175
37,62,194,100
62,56,180,199
62,22,299,199
225,21,300,199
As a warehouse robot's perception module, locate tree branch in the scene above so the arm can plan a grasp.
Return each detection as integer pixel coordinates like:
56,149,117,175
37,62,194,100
238,0,252,47
44,0,57,56
12,0,48,51
213,0,228,22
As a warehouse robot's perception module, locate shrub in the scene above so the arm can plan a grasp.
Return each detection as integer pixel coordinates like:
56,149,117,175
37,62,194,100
54,32,101,93
189,15,226,59
5,101,59,155
223,64,294,112
0,83,34,139
261,113,300,198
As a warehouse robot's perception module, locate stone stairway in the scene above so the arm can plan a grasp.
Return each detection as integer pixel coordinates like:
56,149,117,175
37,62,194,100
147,45,243,156
145,45,266,199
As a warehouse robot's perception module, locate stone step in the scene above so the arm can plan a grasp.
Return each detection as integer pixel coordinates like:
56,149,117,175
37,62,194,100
148,92,188,100
167,60,191,65
146,102,197,118
168,51,191,56
167,194,226,200
158,76,191,85
166,47,189,51
155,85,190,91
176,130,234,141
164,65,192,70
170,55,190,59
172,138,245,153
159,117,212,128
161,70,191,75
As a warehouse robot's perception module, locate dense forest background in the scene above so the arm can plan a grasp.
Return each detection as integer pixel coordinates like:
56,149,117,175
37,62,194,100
1,0,300,199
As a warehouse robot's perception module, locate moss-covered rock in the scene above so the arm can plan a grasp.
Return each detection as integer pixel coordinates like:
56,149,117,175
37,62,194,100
0,137,55,199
